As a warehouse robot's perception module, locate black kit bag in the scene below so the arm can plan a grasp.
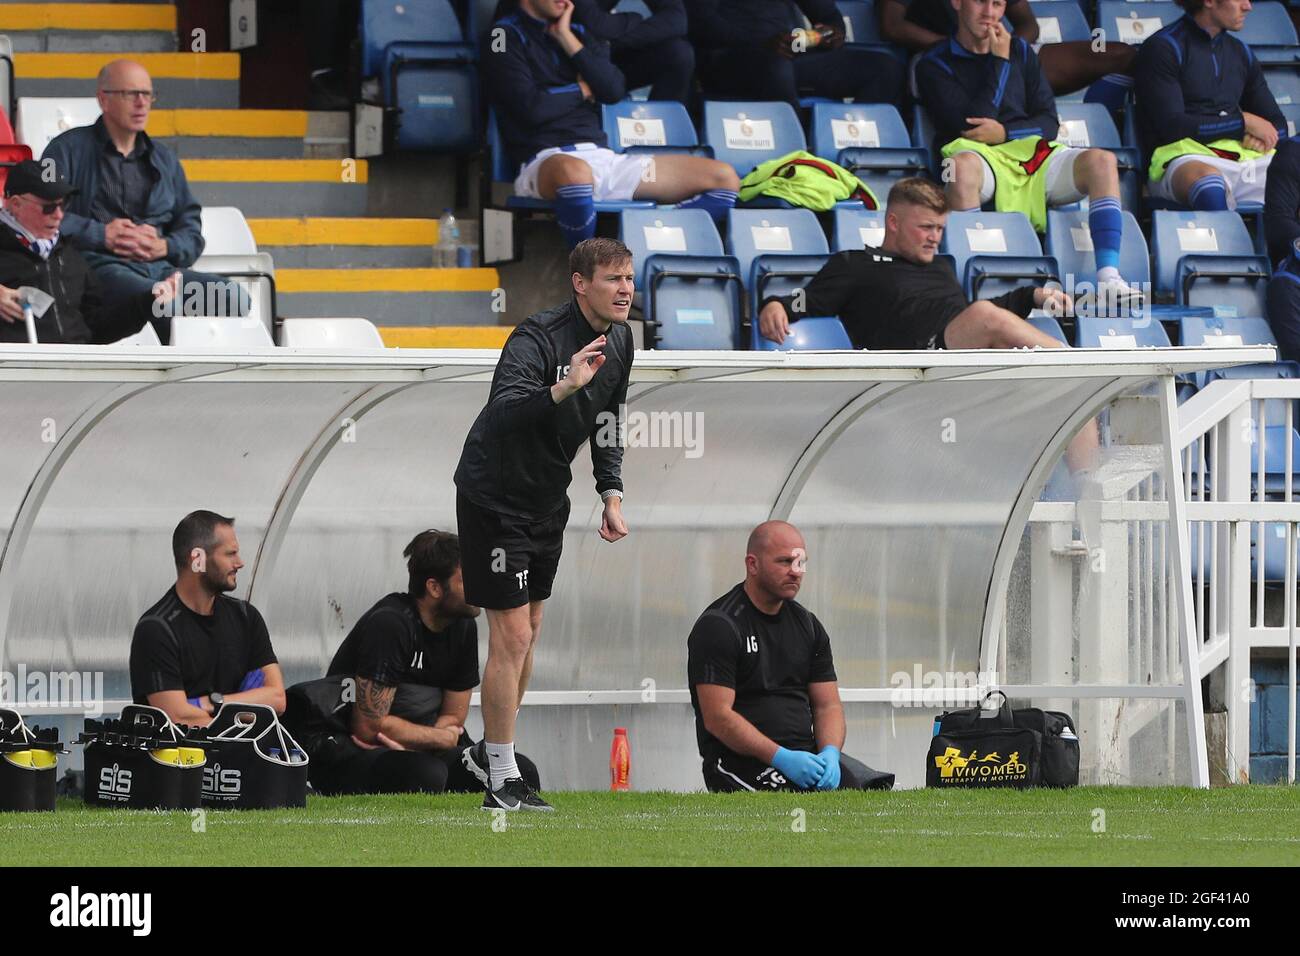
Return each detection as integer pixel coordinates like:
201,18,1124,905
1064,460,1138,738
80,704,206,809
0,708,63,812
187,702,308,810
926,691,1079,789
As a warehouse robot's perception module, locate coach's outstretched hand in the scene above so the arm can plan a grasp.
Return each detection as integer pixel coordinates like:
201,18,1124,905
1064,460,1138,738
552,336,607,403
816,746,841,790
599,495,628,542
772,747,826,789
758,301,790,345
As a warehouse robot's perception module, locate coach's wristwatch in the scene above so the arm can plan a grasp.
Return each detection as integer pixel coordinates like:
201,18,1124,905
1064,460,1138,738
601,489,624,502
208,692,224,713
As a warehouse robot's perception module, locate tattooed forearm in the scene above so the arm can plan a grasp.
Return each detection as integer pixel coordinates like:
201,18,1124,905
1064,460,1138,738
355,677,395,721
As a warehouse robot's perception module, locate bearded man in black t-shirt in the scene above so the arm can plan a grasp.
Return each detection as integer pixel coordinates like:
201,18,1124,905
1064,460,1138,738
288,530,540,797
687,520,894,793
129,510,286,726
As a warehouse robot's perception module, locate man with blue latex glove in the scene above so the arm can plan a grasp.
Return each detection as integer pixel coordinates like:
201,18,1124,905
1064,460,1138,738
687,521,895,792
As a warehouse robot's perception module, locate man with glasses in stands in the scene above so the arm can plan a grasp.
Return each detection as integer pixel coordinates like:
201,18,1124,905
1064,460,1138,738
41,59,247,343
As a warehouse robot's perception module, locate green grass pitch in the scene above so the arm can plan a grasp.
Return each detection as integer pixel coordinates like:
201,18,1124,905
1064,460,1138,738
2,787,1297,866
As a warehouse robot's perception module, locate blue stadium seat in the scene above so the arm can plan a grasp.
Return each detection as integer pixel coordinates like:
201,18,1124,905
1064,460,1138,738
1045,207,1149,288
1281,102,1300,138
753,315,854,350
702,101,806,177
1074,314,1173,348
620,210,743,348
1177,313,1293,388
831,206,886,251
1231,2,1300,66
726,208,830,319
1265,69,1300,107
1095,2,1183,46
1151,210,1271,311
602,101,709,156
939,211,1060,299
487,109,653,212
836,0,881,43
813,103,928,204
359,0,478,151
612,0,652,15
1055,102,1141,212
1026,1,1092,43
1027,314,1068,344
910,105,941,177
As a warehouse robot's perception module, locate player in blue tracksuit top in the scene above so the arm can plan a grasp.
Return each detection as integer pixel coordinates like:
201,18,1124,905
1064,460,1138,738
914,0,1137,308
1267,236,1300,362
1265,137,1300,265
1134,0,1285,211
484,0,739,248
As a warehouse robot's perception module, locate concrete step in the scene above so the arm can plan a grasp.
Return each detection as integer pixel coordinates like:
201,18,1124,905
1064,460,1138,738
181,159,369,217
251,217,441,268
277,267,501,326
149,109,314,158
379,326,512,348
2,3,176,52
13,52,238,108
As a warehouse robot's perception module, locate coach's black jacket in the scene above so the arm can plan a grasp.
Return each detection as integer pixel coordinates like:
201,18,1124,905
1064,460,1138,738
0,224,101,344
454,300,634,520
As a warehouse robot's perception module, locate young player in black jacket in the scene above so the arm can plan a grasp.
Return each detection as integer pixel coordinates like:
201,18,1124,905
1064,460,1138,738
454,237,634,811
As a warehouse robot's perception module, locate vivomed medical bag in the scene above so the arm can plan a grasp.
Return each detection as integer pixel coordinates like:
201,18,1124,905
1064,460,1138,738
926,691,1079,789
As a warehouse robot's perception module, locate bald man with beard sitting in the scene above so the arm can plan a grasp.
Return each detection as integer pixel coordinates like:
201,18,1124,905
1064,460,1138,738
686,520,894,793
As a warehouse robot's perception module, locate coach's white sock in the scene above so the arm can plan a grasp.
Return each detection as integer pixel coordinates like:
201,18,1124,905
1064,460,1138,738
486,741,520,790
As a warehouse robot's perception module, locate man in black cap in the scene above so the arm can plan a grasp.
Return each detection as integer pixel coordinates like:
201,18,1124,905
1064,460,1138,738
0,159,172,344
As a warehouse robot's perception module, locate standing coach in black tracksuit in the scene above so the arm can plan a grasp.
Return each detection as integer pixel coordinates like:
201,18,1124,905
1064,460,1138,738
453,236,634,813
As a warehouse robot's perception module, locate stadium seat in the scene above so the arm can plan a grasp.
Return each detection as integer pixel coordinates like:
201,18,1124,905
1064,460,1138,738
939,211,1060,299
726,208,830,319
1054,102,1141,212
199,207,258,257
1096,2,1183,46
618,208,743,348
170,317,274,348
0,143,32,194
1151,210,1270,312
910,105,941,177
278,318,385,348
602,101,708,156
486,109,653,212
1231,2,1300,66
0,35,11,123
702,101,806,178
752,315,854,350
1074,313,1173,348
831,205,886,251
1281,102,1300,138
15,97,99,159
1045,207,1148,293
1025,1,1091,43
1027,314,1068,343
836,0,881,43
812,103,927,202
359,0,478,151
1177,313,1294,388
1265,69,1300,107
189,252,277,329
612,0,652,15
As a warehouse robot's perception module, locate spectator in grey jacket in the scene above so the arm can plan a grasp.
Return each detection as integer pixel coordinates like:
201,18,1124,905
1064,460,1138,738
42,60,247,342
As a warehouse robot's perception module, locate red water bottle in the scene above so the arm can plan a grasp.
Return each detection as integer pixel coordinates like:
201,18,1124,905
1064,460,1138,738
610,727,630,791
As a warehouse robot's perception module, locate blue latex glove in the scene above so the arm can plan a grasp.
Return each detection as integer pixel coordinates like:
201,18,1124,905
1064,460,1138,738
816,745,841,790
771,747,826,789
238,668,265,691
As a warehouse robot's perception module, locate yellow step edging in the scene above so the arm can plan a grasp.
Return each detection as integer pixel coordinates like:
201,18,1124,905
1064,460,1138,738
278,268,500,294
379,326,512,349
0,3,176,31
181,159,368,184
14,52,240,80
249,218,439,247
148,110,309,139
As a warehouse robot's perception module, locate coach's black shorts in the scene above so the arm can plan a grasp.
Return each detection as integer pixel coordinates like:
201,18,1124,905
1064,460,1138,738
702,750,895,792
457,490,570,610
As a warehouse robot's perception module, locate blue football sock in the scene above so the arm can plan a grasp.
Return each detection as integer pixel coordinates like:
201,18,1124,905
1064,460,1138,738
1083,73,1133,114
675,188,738,223
1187,174,1229,211
1088,196,1123,274
554,183,596,247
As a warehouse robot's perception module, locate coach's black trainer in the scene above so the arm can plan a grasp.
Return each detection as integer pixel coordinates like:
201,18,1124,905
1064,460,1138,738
481,777,554,812
462,740,489,788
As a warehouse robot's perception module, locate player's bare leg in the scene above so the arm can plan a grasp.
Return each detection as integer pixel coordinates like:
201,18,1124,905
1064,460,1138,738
517,599,545,707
